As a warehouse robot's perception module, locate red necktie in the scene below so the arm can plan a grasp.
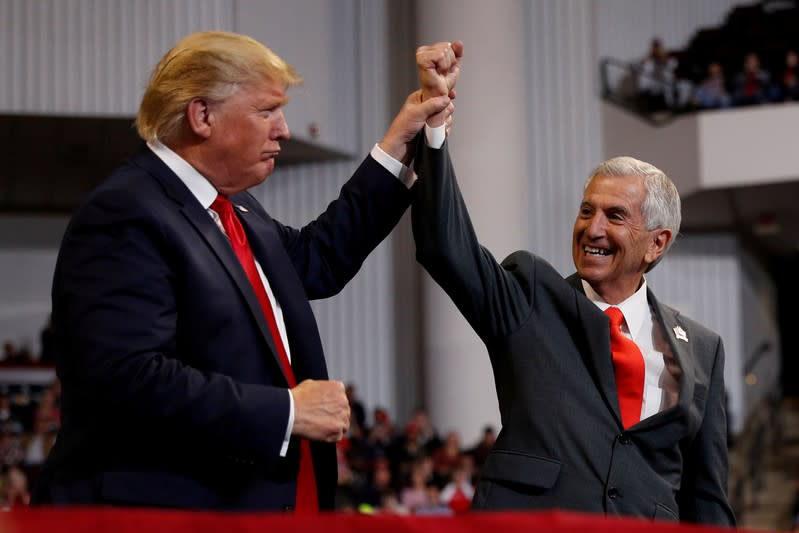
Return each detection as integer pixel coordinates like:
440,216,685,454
212,195,318,513
605,307,645,429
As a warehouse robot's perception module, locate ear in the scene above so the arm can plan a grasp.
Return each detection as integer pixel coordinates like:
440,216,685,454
185,97,213,139
644,228,672,265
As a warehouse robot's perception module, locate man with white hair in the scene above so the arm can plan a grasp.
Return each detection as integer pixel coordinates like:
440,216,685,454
411,41,735,525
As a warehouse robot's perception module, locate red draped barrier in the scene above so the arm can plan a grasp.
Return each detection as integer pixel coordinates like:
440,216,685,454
0,509,759,533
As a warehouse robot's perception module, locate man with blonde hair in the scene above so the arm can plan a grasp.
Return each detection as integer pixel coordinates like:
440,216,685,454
32,31,455,512
410,41,734,525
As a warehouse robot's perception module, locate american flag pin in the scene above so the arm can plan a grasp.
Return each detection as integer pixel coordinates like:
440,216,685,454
673,326,688,342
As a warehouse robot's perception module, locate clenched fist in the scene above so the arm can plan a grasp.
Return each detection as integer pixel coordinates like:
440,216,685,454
416,40,463,126
291,379,351,443
417,40,464,99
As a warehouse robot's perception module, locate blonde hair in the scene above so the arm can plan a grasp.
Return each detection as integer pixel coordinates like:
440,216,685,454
135,31,302,142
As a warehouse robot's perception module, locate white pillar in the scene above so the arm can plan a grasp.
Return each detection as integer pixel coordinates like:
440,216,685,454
415,0,529,444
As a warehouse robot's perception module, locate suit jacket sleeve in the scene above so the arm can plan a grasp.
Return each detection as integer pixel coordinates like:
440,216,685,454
267,155,413,300
678,335,737,525
412,138,530,339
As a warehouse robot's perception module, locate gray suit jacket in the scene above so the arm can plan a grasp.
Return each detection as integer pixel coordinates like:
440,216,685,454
411,140,735,526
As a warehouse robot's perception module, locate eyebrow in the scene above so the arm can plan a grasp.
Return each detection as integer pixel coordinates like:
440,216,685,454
606,205,631,217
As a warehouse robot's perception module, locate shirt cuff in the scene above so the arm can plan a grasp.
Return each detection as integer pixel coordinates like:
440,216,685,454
424,123,446,149
370,123,446,188
370,144,416,188
280,389,294,457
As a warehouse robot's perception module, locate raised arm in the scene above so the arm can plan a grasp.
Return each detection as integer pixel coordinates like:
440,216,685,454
411,41,531,340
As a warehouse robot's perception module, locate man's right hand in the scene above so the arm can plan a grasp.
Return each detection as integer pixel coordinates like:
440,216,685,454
416,40,464,126
417,40,464,99
291,379,351,443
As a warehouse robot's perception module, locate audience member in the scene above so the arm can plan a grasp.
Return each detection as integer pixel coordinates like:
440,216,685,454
405,407,441,453
467,425,496,468
346,384,367,432
733,52,775,105
440,465,474,514
432,431,461,484
1,466,30,510
0,431,23,468
638,38,688,110
38,316,56,364
0,395,23,436
694,61,731,109
355,457,394,510
400,459,433,513
779,50,799,101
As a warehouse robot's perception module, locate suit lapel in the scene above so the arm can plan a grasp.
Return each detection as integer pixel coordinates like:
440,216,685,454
565,274,624,429
131,148,288,384
648,289,696,415
234,197,322,381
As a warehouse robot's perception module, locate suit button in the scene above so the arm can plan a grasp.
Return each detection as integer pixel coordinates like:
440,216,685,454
607,487,620,499
618,434,631,445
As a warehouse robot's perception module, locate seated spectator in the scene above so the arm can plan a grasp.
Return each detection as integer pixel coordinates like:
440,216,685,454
405,408,440,453
638,38,682,110
413,483,452,516
0,466,30,509
346,384,367,433
0,395,23,436
355,457,395,510
1,342,16,364
440,465,474,514
638,39,675,109
779,49,799,101
432,431,462,483
400,459,433,513
0,430,23,469
39,316,56,364
468,425,496,468
733,52,776,105
33,385,60,433
694,61,731,109
23,418,57,468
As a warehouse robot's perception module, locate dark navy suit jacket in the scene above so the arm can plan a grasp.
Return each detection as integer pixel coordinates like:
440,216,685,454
32,146,411,510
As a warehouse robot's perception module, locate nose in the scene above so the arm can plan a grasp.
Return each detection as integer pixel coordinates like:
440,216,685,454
584,212,607,239
272,109,290,140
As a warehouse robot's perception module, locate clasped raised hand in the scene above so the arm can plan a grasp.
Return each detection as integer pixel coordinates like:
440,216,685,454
417,40,464,101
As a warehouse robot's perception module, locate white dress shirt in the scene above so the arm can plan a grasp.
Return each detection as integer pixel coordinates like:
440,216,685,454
582,279,681,421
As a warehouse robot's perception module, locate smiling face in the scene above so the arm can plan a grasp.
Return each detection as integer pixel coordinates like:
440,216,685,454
201,78,290,195
572,174,671,304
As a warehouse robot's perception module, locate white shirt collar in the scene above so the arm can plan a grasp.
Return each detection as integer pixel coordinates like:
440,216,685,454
581,278,649,335
147,140,219,209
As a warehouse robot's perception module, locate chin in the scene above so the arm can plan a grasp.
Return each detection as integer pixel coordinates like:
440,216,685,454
576,264,605,283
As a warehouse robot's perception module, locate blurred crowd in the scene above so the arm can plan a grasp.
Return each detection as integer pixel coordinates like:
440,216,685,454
637,38,799,112
0,380,60,510
0,380,494,514
334,385,493,514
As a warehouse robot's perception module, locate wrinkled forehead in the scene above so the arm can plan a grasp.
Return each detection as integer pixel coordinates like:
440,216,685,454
582,174,647,210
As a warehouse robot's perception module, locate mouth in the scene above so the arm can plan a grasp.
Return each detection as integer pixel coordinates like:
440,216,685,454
583,245,612,257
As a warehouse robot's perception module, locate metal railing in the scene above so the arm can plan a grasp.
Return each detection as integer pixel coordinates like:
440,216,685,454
599,57,693,127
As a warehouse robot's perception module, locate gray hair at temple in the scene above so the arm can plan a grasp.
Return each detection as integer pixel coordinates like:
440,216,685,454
585,156,681,269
